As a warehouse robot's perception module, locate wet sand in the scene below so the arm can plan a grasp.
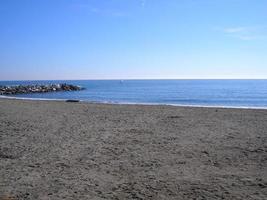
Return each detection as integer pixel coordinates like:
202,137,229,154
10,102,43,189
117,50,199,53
0,99,267,199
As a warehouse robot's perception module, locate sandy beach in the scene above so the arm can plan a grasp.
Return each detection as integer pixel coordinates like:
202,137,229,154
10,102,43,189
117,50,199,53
0,98,266,199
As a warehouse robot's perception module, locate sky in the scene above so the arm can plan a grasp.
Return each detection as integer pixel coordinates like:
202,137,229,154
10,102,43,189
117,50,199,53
0,0,267,80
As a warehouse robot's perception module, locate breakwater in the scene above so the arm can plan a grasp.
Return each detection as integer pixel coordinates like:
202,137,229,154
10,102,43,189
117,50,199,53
0,84,84,95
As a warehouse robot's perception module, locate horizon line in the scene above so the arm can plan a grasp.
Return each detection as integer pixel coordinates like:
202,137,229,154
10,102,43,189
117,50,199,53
1,78,267,82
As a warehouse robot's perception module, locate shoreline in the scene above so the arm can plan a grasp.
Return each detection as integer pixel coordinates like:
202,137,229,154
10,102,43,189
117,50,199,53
1,94,267,110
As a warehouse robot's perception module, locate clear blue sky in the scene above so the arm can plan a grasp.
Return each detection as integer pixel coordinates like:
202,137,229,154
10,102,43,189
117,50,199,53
1,0,267,80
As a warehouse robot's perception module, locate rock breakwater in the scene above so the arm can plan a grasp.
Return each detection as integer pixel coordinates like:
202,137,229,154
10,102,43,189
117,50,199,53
0,84,84,95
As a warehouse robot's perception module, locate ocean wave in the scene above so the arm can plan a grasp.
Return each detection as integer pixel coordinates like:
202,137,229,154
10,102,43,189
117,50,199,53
1,95,266,110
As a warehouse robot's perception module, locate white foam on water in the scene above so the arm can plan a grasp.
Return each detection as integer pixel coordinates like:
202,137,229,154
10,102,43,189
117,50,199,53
1,95,267,110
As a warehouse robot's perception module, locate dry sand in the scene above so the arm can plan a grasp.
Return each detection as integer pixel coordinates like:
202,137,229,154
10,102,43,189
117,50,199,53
0,99,267,200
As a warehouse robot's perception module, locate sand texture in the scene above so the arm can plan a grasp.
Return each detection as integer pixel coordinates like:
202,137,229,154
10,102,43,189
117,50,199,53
0,99,267,199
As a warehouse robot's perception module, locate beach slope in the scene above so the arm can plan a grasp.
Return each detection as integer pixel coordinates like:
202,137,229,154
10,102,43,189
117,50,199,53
0,99,266,199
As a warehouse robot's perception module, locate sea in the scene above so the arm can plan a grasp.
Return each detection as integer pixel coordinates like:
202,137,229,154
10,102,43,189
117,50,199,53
1,80,267,108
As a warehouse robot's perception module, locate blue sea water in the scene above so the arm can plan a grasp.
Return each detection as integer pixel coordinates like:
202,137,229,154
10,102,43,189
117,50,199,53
1,80,267,108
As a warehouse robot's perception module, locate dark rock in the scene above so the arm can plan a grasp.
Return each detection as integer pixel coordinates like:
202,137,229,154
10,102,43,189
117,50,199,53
0,84,84,96
65,100,80,103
